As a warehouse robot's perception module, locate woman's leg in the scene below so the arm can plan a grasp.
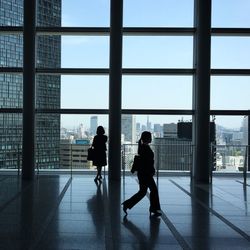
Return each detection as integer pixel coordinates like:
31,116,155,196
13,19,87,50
97,166,102,179
123,183,147,209
148,177,161,212
94,166,101,181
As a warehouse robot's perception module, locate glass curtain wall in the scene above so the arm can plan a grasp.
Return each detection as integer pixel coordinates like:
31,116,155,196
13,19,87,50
0,0,249,172
210,0,250,172
0,0,23,170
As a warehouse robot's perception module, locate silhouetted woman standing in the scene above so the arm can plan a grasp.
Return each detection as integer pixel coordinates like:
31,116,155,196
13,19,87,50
92,126,107,182
122,131,161,217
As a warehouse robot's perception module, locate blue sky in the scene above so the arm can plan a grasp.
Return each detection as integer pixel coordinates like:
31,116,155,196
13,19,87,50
59,0,250,129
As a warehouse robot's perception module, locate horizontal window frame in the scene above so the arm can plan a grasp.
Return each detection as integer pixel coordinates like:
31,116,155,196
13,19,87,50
2,68,250,75
1,26,250,36
0,108,249,116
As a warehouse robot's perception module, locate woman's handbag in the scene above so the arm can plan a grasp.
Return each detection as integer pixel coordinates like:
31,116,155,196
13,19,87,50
87,147,95,161
131,155,141,173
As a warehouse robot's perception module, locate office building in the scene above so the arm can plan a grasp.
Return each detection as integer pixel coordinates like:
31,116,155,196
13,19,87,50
60,139,92,169
121,114,136,144
0,0,61,169
154,123,163,137
163,123,177,138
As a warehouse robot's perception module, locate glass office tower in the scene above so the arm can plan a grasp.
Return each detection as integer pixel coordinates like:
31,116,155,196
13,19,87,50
0,0,61,169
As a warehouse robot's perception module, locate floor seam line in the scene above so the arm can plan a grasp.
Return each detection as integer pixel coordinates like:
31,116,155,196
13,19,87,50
236,180,250,187
103,179,114,250
28,176,72,250
133,178,192,250
170,179,250,242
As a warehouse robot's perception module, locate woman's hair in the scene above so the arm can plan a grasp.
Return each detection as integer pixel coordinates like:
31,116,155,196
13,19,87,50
140,131,151,142
138,131,151,154
96,126,105,135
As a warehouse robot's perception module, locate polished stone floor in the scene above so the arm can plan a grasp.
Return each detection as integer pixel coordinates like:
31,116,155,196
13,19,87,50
0,174,250,250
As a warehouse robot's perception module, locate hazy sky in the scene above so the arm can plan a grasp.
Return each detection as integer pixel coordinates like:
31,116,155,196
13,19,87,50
59,0,250,129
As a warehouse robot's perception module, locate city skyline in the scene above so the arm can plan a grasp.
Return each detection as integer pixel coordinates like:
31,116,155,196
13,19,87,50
61,115,248,145
61,114,247,131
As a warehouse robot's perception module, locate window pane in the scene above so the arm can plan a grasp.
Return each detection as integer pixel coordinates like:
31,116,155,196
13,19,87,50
61,76,108,109
60,114,108,170
36,35,61,68
123,36,193,68
122,115,193,172
0,113,22,170
36,75,60,109
36,0,61,27
35,114,109,170
0,35,23,67
62,36,109,68
36,36,109,68
0,0,23,26
122,76,192,109
62,0,110,27
211,76,250,110
211,115,248,172
124,0,194,27
213,115,247,142
36,113,61,169
212,0,250,28
61,114,108,134
0,74,23,108
211,37,250,69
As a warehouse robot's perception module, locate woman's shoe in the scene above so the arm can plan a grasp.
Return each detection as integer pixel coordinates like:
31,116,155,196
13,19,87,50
121,203,128,216
149,209,162,217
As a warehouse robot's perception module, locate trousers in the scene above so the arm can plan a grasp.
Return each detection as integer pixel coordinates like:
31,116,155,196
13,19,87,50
123,174,161,211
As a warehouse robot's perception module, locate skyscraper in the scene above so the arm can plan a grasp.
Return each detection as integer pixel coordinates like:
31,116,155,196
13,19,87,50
242,116,248,146
122,115,136,144
90,116,98,135
0,0,61,169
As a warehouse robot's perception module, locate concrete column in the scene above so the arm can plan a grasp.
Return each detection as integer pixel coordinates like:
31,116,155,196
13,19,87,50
22,0,36,180
192,0,212,183
108,0,123,181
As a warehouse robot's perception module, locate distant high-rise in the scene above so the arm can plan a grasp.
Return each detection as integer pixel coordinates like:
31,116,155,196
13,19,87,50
122,115,136,143
0,0,61,169
242,116,248,145
90,116,98,135
154,123,163,137
163,123,177,138
146,116,152,132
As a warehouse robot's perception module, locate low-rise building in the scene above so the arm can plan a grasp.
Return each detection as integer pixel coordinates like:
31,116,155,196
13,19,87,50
60,139,92,169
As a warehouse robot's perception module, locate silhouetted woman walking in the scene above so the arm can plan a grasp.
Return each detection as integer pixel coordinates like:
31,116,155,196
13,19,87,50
92,126,107,182
122,131,161,217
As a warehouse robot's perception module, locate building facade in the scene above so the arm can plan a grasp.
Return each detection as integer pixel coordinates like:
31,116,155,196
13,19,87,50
0,0,61,169
60,139,92,169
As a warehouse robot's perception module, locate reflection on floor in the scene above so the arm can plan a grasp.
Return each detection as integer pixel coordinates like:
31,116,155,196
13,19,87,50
0,174,250,249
